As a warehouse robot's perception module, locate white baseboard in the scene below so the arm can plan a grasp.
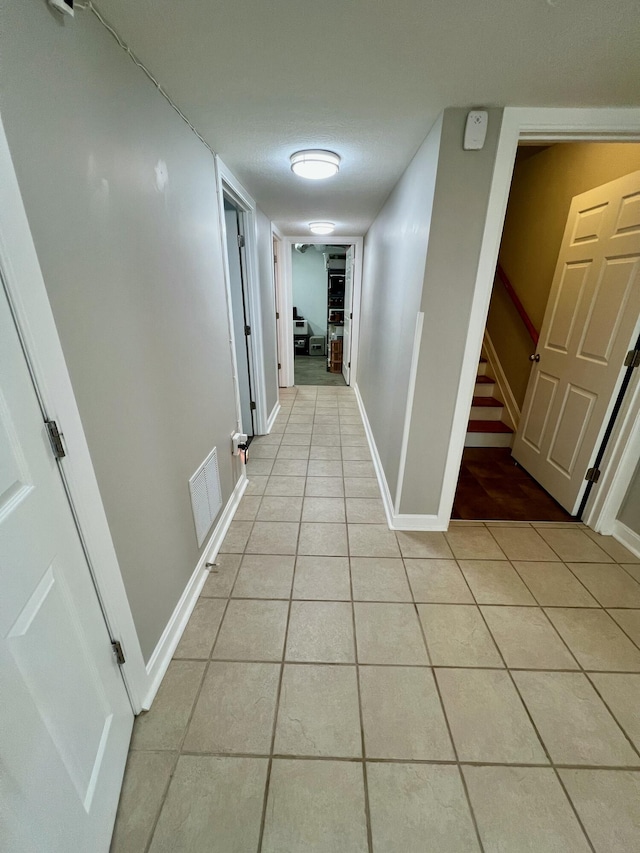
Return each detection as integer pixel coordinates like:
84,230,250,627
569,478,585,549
142,472,248,709
353,383,448,532
266,401,281,433
483,330,521,432
612,519,640,560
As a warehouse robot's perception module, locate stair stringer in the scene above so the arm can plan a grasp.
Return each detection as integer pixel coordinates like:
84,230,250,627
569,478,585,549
481,330,521,433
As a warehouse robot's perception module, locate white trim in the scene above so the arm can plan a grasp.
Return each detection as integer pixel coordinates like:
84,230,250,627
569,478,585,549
216,158,269,434
0,112,148,711
482,330,521,432
142,472,248,708
272,225,292,388
281,235,364,386
266,401,281,433
441,106,640,530
394,312,424,514
611,520,640,560
354,382,443,531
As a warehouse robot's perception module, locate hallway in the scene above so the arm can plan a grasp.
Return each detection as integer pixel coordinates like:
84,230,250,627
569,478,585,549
112,385,640,852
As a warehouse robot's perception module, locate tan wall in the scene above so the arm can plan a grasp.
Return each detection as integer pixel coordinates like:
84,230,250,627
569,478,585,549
488,142,640,407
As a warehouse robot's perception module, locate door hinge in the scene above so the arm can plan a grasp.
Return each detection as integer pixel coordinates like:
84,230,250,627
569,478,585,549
278,362,281,370
274,254,278,264
585,467,601,483
350,313,353,320
245,325,251,336
45,420,66,460
348,361,351,368
624,349,640,369
237,234,245,249
111,640,126,666
276,311,280,320
250,400,256,411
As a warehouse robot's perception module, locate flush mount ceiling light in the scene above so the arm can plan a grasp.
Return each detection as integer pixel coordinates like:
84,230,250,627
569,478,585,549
309,221,335,235
290,149,340,180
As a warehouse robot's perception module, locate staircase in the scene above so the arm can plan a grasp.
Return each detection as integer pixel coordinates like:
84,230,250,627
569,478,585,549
465,358,514,447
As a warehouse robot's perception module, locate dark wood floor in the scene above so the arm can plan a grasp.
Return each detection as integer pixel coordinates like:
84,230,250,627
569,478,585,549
452,447,576,522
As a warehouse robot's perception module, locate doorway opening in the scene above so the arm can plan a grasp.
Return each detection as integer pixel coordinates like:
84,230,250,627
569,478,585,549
223,195,256,439
453,140,640,521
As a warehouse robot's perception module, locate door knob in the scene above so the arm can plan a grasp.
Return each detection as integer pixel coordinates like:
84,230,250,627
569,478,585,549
529,353,540,362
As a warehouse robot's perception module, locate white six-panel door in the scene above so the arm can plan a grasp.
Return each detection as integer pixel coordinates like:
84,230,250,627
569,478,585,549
512,170,640,514
0,281,133,852
342,246,354,385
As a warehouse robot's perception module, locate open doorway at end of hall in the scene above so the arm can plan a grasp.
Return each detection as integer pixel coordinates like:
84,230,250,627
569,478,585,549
291,243,356,386
453,140,640,521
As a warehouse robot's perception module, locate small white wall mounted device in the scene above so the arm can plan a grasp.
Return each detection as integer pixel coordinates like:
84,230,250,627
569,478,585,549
232,432,249,460
48,0,74,16
463,110,488,150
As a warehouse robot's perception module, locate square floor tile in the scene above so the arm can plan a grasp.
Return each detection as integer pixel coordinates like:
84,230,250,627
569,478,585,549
309,445,342,460
247,458,275,476
245,521,299,555
418,604,503,667
445,528,506,560
481,606,578,669
348,524,401,558
173,598,225,659
405,559,474,603
307,459,343,477
459,559,537,604
360,666,453,760
131,661,205,750
589,673,640,750
262,759,368,853
304,477,345,497
264,476,306,497
232,554,295,599
111,752,175,853
514,671,638,766
245,475,268,496
149,756,267,853
536,528,614,562
256,496,303,522
396,531,454,559
344,477,381,498
183,662,280,754
249,443,279,459
350,557,412,601
234,495,262,521
342,460,375,478
367,763,479,853
560,770,640,853
273,664,361,757
343,446,372,461
566,563,640,607
302,497,346,523
436,668,547,763
285,601,355,662
464,766,590,853
622,563,640,583
345,498,386,524
607,608,640,645
354,602,428,664
298,522,348,556
219,521,253,553
271,458,308,477
280,433,311,446
512,561,598,607
292,556,351,600
200,554,242,598
489,526,559,561
545,609,640,671
212,600,288,661
341,435,368,446
584,531,640,563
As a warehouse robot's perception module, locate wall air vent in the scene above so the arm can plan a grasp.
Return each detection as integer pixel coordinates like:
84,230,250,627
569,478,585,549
188,447,222,547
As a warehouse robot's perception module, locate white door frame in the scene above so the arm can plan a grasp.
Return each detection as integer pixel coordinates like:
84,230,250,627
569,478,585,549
272,224,286,390
442,107,640,533
0,113,147,712
280,235,364,386
215,157,268,434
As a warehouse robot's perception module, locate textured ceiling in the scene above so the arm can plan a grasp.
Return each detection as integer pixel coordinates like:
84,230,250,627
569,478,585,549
95,0,640,235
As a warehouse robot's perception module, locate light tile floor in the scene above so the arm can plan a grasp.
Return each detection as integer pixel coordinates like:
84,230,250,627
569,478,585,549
111,385,640,852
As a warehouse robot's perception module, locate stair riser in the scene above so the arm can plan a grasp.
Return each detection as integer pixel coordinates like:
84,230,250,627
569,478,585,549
465,432,514,448
477,362,488,376
474,383,496,397
470,406,503,421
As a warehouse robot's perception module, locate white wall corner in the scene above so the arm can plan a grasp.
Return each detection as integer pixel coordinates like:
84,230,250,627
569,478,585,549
611,519,640,560
266,400,281,433
142,471,248,709
483,329,521,431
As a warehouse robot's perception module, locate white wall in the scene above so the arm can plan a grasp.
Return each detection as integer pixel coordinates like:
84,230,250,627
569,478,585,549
256,208,279,415
0,0,242,661
292,248,327,338
358,116,443,499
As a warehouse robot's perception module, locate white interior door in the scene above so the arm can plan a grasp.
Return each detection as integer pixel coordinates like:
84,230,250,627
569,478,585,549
512,170,640,514
342,246,354,384
0,281,133,852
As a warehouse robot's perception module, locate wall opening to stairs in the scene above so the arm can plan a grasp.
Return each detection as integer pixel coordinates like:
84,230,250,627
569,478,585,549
453,140,640,521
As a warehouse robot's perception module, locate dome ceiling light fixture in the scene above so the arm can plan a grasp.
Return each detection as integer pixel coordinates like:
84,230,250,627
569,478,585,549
290,149,341,180
309,221,335,235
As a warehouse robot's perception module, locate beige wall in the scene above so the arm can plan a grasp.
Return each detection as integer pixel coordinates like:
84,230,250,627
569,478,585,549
0,0,243,661
488,142,640,407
